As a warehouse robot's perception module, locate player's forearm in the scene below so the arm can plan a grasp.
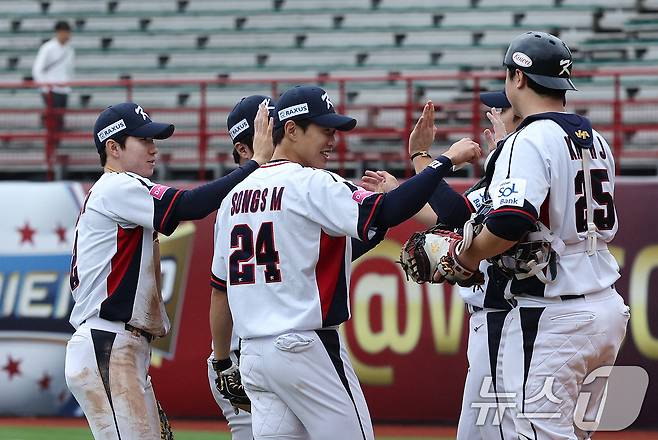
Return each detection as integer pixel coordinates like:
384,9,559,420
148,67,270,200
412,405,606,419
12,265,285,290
427,180,472,229
412,155,434,174
210,287,233,360
413,204,438,227
458,226,517,270
173,160,259,221
374,156,453,228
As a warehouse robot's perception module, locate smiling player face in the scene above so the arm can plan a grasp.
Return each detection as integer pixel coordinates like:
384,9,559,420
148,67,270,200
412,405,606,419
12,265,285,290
294,123,337,169
117,136,159,177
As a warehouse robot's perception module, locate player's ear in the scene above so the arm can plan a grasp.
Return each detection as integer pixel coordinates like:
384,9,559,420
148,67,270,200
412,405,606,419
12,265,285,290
284,120,297,141
235,142,253,160
515,69,526,89
105,139,121,158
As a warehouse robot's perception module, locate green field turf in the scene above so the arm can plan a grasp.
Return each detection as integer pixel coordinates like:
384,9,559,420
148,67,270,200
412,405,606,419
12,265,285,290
0,426,452,440
0,427,225,440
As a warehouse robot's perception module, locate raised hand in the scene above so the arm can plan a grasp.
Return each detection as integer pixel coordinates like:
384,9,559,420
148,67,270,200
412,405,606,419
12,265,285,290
409,100,437,155
361,170,399,193
441,138,482,167
251,100,275,165
483,107,507,153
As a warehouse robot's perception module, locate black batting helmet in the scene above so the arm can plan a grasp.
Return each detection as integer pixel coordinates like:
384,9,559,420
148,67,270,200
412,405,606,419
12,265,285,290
504,31,577,91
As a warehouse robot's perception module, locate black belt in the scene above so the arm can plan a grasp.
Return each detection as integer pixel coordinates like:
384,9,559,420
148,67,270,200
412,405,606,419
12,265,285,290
125,323,155,343
81,319,155,342
559,294,585,301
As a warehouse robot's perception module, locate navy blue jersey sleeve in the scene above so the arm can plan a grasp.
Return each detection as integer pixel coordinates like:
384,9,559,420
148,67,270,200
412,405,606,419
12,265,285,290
210,273,227,290
172,160,260,223
374,156,454,228
350,227,387,261
341,180,386,243
484,201,538,241
150,185,184,235
427,179,474,229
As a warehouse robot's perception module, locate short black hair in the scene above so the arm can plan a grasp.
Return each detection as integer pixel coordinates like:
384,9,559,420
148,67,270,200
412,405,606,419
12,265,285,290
99,135,127,166
272,118,312,146
507,66,566,102
232,136,254,164
54,21,71,32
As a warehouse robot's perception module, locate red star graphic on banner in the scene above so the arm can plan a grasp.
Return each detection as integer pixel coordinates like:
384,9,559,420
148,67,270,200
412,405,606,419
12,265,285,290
2,355,22,380
54,224,67,244
17,222,36,245
59,390,68,403
38,373,52,391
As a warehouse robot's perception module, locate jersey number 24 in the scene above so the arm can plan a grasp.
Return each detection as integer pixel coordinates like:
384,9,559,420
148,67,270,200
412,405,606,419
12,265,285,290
229,222,282,285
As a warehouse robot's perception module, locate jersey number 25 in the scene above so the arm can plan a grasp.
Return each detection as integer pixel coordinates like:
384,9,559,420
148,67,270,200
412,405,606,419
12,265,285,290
574,169,616,231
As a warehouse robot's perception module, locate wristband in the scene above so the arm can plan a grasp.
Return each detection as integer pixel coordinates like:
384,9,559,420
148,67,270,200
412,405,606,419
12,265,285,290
212,357,233,372
410,151,432,161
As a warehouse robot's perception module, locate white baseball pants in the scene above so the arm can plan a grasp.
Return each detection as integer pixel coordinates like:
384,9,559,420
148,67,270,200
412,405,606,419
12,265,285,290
239,328,374,440
501,288,629,440
457,308,516,440
65,318,161,439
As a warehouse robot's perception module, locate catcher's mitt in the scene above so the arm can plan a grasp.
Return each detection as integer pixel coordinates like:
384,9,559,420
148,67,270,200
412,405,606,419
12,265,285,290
212,361,251,414
399,226,484,287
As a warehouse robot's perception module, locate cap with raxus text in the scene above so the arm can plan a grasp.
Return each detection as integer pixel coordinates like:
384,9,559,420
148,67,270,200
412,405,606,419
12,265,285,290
93,102,175,153
274,86,356,131
227,95,275,144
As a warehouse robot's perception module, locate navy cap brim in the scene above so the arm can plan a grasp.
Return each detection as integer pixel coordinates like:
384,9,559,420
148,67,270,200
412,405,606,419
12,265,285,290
479,91,511,109
129,121,175,139
310,113,357,131
525,72,577,91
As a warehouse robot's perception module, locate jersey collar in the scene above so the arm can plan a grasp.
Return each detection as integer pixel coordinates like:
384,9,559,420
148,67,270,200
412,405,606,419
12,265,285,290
260,159,295,168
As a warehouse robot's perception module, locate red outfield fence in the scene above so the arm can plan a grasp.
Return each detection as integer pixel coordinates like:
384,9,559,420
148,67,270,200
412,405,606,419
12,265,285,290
2,68,658,179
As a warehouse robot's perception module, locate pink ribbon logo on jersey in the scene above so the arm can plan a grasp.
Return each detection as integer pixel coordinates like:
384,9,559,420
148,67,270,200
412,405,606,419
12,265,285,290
149,184,170,200
352,189,374,204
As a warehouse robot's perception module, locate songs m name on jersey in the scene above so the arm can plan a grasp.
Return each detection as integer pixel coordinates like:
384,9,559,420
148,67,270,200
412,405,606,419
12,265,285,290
230,186,285,216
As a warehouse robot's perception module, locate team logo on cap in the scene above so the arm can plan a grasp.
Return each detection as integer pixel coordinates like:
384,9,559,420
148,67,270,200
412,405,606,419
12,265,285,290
97,119,126,142
278,103,309,121
135,105,150,120
575,129,590,140
229,118,250,140
321,92,333,109
559,59,573,76
512,52,533,68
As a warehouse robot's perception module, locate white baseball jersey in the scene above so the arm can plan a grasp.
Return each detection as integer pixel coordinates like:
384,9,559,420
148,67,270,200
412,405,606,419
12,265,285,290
69,172,182,336
488,119,619,298
210,160,383,339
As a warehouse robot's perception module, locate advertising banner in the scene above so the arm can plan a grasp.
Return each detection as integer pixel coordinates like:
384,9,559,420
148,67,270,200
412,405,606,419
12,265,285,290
1,180,656,427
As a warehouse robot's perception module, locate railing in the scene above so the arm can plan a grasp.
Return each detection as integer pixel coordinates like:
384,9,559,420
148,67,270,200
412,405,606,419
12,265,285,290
1,68,658,180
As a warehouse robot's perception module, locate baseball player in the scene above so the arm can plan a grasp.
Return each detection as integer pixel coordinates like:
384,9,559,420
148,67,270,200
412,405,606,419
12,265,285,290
454,91,521,440
210,85,482,440
207,94,273,440
360,92,521,439
64,101,273,440
207,94,400,438
453,32,629,439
